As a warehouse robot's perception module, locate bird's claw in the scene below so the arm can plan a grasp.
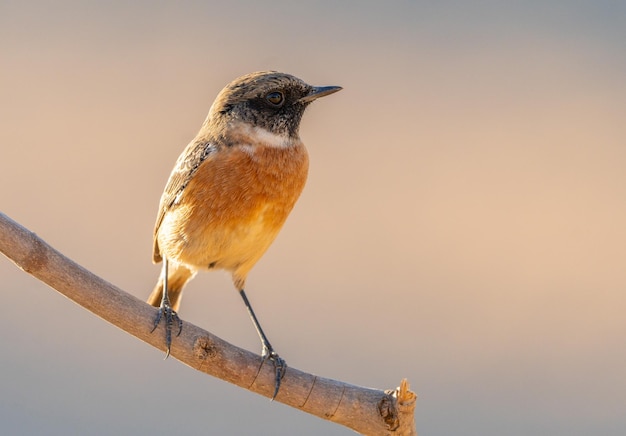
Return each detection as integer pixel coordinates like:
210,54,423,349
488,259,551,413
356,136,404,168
151,304,183,358
262,346,287,400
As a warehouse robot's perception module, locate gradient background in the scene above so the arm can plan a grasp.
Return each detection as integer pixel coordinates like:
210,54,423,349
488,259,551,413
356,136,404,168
1,1,625,435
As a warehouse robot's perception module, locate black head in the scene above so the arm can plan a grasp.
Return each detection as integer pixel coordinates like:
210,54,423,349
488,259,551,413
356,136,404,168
207,71,341,139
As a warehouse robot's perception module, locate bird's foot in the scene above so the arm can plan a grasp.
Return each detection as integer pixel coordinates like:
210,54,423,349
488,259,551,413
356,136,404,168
262,345,287,400
150,302,183,358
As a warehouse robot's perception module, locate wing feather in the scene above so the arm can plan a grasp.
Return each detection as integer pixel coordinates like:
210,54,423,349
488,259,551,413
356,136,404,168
152,139,217,262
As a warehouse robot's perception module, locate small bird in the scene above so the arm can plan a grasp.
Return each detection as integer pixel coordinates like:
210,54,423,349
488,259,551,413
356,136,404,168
147,71,341,398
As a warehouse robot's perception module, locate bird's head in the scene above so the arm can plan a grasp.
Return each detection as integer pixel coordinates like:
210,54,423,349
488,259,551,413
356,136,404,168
205,71,341,141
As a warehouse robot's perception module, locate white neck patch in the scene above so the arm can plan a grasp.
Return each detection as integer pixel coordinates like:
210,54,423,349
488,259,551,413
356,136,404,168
243,123,295,148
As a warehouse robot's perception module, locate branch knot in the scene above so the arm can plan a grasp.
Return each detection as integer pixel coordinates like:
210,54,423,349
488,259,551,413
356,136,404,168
193,335,218,360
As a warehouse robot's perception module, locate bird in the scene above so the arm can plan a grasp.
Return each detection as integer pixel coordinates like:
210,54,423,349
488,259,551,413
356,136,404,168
147,71,341,399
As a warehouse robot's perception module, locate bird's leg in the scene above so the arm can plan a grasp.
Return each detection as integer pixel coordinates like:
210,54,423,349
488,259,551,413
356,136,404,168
239,289,286,400
150,257,183,358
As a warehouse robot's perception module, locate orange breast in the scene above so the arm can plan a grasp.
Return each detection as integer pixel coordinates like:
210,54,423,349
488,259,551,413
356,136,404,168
157,141,309,280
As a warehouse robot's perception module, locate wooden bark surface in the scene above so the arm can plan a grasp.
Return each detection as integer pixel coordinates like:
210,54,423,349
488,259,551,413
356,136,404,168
0,211,417,435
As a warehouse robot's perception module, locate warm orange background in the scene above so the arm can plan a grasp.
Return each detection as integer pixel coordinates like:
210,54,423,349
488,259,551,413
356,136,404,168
2,2,625,435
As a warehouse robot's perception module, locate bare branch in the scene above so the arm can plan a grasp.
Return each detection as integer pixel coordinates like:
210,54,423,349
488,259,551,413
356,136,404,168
0,211,416,435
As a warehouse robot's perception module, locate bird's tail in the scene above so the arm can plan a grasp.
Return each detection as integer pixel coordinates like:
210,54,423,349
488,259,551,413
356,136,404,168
147,262,197,312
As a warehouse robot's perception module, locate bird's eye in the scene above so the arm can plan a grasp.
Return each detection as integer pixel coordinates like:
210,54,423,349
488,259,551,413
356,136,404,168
266,91,285,107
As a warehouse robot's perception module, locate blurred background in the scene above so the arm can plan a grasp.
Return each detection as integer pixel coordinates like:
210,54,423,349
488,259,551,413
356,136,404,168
1,1,625,434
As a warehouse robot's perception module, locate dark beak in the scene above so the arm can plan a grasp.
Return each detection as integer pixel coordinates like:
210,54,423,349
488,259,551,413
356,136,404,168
299,85,342,103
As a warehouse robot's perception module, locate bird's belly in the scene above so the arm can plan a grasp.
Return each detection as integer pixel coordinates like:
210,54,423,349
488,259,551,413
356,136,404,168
184,205,284,271
158,196,294,274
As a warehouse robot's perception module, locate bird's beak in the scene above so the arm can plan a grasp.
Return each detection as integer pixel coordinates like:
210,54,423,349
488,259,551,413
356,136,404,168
299,85,342,103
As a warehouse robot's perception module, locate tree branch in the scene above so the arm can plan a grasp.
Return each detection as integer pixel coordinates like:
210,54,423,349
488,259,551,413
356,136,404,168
0,211,416,435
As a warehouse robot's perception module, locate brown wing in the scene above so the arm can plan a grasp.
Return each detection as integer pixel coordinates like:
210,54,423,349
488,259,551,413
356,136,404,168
152,139,218,262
